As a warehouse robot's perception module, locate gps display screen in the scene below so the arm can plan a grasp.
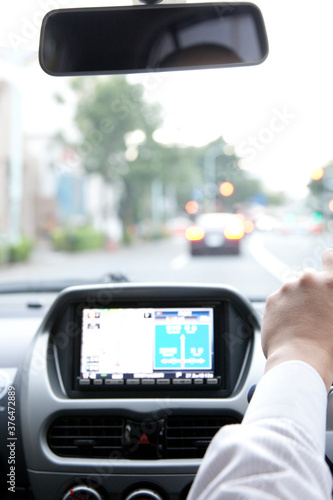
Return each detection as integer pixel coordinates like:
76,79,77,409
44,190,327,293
80,307,215,382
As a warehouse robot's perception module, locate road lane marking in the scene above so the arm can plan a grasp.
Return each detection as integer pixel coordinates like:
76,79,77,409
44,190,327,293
170,253,190,270
248,234,298,283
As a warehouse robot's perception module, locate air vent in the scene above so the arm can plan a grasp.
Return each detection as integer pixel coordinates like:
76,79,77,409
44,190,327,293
165,416,238,459
48,414,239,459
48,416,124,458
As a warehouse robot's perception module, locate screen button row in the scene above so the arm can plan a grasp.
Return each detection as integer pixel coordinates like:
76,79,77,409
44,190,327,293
79,378,219,386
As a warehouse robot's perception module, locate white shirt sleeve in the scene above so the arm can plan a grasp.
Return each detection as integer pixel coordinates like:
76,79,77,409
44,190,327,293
187,361,333,500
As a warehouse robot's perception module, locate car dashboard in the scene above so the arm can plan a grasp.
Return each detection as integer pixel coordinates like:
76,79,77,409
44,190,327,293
0,283,264,500
1,283,332,500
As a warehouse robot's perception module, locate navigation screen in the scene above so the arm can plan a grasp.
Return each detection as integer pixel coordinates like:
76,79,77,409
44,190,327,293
80,307,215,382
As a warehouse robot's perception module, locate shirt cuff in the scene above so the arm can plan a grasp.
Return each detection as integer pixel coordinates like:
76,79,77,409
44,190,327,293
243,360,328,455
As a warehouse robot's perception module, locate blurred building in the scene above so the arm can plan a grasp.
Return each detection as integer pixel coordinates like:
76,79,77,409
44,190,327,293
0,47,123,247
0,77,51,242
0,80,10,237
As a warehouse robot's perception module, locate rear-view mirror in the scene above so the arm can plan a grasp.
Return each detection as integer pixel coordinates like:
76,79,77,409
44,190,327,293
39,2,268,76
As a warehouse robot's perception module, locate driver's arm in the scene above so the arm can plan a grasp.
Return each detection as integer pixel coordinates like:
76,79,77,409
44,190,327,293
187,249,333,500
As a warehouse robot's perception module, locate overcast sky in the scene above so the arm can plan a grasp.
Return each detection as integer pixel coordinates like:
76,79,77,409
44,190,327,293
2,0,333,197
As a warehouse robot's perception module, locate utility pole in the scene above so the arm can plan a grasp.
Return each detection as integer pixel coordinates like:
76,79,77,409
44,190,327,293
203,140,226,212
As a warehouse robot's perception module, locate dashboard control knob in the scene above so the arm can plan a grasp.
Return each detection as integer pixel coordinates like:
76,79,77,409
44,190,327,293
62,486,103,500
124,489,163,500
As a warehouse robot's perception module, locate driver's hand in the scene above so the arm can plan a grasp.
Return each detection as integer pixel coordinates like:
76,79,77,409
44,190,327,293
261,248,333,391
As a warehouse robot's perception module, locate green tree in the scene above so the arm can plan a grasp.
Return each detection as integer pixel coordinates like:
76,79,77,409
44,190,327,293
308,161,333,197
201,138,269,211
55,76,275,240
64,76,203,239
71,76,161,179
307,161,333,215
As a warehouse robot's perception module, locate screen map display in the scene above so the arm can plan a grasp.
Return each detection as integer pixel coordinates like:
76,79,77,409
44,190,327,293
80,307,215,381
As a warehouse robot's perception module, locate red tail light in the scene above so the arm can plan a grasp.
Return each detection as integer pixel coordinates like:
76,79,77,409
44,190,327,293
185,226,205,241
224,216,245,240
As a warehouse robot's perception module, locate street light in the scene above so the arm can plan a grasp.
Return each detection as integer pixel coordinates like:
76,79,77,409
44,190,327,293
219,181,234,197
185,200,199,215
329,200,333,213
311,167,324,181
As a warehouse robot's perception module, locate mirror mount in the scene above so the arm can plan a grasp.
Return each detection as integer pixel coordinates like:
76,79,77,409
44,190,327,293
138,0,163,5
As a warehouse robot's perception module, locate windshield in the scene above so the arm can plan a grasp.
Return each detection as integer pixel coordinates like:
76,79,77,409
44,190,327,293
1,0,333,299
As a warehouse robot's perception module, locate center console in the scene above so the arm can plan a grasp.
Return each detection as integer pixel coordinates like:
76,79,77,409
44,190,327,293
19,283,264,500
